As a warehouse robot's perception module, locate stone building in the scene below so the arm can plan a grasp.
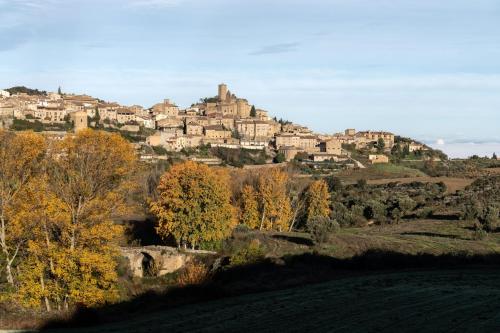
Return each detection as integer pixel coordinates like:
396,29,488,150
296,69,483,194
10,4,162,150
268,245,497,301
368,154,389,164
151,99,179,117
319,139,342,155
357,131,395,148
71,111,88,132
204,125,231,139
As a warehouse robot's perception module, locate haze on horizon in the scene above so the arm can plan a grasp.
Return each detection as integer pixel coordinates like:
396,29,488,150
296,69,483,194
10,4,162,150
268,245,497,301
1,0,499,157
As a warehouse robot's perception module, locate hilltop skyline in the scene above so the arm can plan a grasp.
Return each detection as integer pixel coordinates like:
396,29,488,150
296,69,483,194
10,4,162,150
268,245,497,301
1,0,499,154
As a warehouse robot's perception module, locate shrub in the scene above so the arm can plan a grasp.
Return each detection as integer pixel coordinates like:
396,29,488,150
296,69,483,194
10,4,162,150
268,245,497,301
472,226,488,241
177,261,209,286
483,205,499,232
306,216,339,244
229,239,265,266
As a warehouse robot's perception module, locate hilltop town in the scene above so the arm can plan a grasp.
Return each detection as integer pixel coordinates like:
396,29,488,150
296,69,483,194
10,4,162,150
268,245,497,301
0,84,433,167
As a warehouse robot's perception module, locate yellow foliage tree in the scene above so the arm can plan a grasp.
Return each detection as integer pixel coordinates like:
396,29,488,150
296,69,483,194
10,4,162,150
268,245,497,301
150,161,235,248
240,185,260,229
257,168,292,231
0,130,46,285
12,129,137,310
47,129,136,251
305,179,331,221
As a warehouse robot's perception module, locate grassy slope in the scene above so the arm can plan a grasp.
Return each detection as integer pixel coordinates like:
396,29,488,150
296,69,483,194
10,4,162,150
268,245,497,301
338,163,427,182
261,219,500,259
47,269,500,333
27,220,500,332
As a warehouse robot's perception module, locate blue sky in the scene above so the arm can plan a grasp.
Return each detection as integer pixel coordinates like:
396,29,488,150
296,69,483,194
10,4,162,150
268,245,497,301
1,0,499,155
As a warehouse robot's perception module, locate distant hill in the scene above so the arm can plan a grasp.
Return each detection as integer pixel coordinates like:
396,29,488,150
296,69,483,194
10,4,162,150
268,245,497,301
5,86,47,96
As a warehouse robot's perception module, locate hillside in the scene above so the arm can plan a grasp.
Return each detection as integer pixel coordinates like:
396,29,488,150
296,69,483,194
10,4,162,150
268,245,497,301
42,269,500,333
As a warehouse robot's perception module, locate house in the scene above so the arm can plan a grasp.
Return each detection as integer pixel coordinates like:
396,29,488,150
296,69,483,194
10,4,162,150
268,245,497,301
204,125,231,139
408,142,428,152
357,131,395,148
278,146,304,161
135,115,155,129
116,108,136,124
319,139,342,155
368,154,389,164
151,99,179,117
186,122,204,136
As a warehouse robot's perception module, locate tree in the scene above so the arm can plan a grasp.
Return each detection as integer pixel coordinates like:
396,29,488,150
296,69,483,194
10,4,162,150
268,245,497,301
305,180,331,222
257,168,292,231
12,177,121,310
377,138,386,153
47,129,137,251
151,161,236,248
21,129,137,309
94,107,101,126
250,105,257,117
240,185,260,229
0,130,46,285
306,216,339,244
57,86,62,95
493,152,498,160
273,152,286,163
325,176,343,193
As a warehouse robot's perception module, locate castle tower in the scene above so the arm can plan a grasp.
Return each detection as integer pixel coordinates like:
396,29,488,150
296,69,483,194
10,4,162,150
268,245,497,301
218,83,228,102
73,111,88,133
237,99,251,118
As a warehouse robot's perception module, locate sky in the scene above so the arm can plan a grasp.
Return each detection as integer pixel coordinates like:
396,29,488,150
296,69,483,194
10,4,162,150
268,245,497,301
0,0,499,157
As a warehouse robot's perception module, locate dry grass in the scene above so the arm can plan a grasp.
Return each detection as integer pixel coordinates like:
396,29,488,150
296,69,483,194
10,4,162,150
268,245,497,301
367,177,474,193
177,261,209,286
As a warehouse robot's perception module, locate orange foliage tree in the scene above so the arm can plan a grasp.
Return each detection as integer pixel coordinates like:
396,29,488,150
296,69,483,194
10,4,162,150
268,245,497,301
150,161,235,249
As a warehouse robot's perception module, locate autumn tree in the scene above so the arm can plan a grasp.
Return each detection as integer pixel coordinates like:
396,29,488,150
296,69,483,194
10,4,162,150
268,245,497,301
305,179,331,222
0,130,46,285
24,129,138,309
150,161,235,248
240,185,260,229
47,129,137,251
257,168,292,231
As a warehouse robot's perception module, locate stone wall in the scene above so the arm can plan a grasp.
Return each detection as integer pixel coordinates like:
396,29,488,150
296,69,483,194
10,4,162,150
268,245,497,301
120,246,215,278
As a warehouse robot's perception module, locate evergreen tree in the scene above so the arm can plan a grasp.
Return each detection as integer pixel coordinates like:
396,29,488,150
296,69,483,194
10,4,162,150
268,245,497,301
250,105,257,117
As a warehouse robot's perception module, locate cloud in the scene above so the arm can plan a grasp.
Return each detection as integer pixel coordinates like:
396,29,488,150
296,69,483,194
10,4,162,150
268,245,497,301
249,42,300,55
127,0,183,8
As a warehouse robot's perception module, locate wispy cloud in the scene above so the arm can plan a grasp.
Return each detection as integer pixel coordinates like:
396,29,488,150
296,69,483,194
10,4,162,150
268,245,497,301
127,0,183,8
249,42,300,55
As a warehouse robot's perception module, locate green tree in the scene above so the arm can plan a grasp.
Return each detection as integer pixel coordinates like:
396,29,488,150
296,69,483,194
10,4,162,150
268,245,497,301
250,105,257,117
274,152,286,163
377,138,386,153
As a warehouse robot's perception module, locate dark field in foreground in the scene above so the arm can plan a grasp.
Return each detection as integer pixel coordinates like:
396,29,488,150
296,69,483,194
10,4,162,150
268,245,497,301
44,269,500,333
